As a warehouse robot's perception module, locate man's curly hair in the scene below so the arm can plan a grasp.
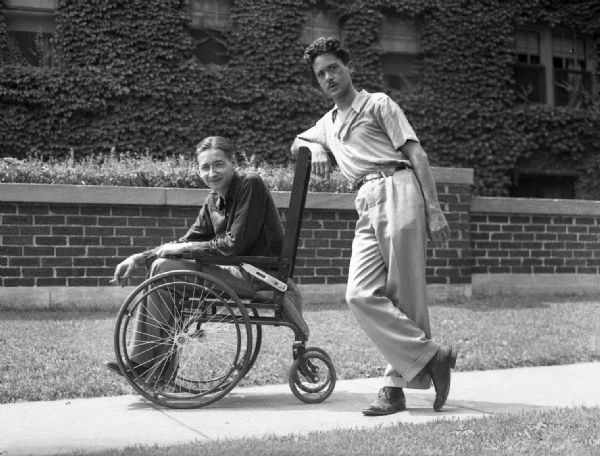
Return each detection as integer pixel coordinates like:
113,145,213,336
303,37,351,70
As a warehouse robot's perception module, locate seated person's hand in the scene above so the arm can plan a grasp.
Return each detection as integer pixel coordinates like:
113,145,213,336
112,255,141,285
154,242,189,258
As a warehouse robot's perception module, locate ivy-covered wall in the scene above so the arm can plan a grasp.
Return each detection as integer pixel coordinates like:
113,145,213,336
1,0,599,197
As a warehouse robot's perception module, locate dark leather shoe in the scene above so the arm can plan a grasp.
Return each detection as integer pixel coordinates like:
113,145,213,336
102,360,147,378
426,345,458,412
362,387,406,416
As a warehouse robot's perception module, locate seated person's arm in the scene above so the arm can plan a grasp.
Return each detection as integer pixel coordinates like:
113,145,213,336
112,205,214,283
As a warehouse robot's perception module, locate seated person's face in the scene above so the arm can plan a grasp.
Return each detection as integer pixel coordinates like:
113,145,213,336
197,149,235,196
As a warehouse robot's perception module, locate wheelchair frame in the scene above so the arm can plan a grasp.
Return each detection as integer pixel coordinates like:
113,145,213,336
113,147,337,408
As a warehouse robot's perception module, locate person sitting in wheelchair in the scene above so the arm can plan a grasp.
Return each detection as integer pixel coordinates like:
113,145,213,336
103,135,308,380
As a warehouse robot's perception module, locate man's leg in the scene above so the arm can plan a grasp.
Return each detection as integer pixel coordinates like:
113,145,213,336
347,178,439,388
128,258,257,380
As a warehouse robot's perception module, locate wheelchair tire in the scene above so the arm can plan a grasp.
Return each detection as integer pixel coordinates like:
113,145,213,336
114,270,252,409
241,308,262,377
288,349,336,404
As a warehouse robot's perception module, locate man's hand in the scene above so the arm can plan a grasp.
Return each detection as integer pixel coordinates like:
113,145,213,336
155,242,189,258
291,138,331,178
310,146,331,179
427,209,450,248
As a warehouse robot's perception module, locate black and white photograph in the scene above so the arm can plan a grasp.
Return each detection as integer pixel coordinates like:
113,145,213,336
1,0,599,455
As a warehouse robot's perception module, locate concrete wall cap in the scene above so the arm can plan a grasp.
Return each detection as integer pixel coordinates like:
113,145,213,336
472,196,600,216
0,166,473,210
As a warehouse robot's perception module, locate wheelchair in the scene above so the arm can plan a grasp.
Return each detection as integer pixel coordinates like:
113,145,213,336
112,147,337,409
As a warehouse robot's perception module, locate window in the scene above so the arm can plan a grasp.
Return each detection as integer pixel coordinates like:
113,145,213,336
552,30,592,107
514,29,545,103
379,16,422,92
511,168,577,199
187,0,230,30
185,0,230,65
302,9,340,44
513,26,596,107
2,0,56,67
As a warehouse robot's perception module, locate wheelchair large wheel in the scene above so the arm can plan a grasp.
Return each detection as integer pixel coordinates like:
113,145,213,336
288,349,336,404
114,270,253,409
242,308,262,377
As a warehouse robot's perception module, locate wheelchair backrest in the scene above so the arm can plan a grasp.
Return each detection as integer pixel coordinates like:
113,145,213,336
280,146,311,278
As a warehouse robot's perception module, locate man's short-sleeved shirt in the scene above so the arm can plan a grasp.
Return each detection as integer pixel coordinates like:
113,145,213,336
298,90,418,183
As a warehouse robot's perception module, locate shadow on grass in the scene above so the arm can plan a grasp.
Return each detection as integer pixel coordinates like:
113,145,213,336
430,296,556,311
0,309,115,321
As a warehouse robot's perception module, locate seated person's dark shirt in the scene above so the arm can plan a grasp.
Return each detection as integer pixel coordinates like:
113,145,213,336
143,172,283,259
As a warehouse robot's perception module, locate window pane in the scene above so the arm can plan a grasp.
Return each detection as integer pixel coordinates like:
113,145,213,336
381,52,422,91
380,16,420,54
515,29,539,56
514,64,545,103
7,30,54,66
188,0,230,30
554,68,592,107
3,5,56,67
302,9,339,43
511,172,576,199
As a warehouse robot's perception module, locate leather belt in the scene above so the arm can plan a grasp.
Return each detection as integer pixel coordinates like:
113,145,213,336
356,163,411,190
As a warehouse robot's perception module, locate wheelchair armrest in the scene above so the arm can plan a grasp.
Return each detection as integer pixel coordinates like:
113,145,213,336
190,255,288,267
144,253,288,269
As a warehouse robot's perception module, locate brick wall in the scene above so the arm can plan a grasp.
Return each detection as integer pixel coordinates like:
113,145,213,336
0,203,197,287
471,198,600,276
0,168,473,290
5,171,599,299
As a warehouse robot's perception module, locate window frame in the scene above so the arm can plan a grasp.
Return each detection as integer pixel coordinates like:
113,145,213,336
513,25,597,107
2,0,57,67
379,14,422,92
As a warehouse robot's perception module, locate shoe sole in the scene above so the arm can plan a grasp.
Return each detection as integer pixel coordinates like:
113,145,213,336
362,404,406,416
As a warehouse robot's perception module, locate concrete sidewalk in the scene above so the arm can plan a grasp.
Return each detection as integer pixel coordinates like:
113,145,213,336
2,362,600,455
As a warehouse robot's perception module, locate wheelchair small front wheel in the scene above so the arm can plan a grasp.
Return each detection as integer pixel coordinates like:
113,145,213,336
288,349,336,404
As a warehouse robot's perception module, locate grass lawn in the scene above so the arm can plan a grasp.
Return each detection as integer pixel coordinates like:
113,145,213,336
1,296,599,404
61,406,600,456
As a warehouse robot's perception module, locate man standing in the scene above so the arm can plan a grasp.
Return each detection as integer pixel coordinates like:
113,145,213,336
291,37,456,415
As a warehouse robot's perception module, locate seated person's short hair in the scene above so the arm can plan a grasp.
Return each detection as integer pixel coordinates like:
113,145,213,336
196,136,235,162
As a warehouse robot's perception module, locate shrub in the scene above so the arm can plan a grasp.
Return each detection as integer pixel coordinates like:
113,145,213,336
0,150,352,193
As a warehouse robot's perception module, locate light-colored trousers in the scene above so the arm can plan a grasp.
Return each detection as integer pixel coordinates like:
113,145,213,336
346,169,440,389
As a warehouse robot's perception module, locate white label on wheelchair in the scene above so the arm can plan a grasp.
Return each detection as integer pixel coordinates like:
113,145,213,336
240,262,288,292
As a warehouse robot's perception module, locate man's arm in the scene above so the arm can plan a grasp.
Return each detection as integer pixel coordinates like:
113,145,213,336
291,121,331,178
292,138,331,178
401,140,450,247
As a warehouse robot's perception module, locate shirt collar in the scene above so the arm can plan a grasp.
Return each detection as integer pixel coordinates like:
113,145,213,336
331,89,369,122
212,172,241,213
